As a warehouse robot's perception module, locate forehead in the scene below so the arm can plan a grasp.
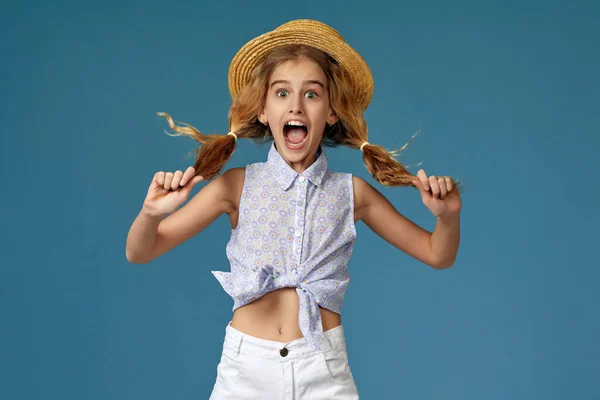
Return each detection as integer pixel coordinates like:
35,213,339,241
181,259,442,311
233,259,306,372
269,57,326,84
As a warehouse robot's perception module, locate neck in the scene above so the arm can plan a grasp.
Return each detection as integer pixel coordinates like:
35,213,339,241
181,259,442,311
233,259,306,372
288,154,317,173
275,143,321,174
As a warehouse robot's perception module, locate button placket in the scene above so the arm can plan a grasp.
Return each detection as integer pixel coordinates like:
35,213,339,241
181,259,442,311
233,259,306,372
292,175,308,279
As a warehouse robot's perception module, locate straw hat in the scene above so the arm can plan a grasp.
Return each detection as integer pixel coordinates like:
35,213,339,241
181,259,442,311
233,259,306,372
228,19,374,111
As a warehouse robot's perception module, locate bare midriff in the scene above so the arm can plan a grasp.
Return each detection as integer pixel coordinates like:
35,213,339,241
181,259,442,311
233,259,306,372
230,287,341,342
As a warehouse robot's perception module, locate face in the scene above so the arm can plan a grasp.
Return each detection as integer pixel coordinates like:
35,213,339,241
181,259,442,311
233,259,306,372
258,57,338,172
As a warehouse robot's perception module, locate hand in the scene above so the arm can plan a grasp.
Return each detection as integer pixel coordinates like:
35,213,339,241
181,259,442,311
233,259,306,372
412,169,461,218
142,166,205,217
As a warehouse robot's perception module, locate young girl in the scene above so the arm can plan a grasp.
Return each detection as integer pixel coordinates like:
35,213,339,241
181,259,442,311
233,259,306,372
126,19,462,400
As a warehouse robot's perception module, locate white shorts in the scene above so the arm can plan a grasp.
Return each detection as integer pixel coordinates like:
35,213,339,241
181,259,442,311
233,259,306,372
209,321,360,399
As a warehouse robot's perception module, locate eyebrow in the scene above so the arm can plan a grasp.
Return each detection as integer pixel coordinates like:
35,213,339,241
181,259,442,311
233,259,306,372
270,79,325,89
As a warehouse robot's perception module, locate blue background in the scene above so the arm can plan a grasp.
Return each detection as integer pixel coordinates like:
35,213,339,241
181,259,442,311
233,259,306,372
1,0,598,399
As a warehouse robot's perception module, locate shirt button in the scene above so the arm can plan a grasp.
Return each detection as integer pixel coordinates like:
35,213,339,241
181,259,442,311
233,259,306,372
299,176,306,182
295,231,301,238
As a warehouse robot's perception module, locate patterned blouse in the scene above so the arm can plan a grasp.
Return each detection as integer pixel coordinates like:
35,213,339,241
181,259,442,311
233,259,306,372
211,142,356,350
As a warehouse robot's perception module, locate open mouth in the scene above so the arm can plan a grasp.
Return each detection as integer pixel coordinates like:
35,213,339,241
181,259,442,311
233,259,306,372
283,122,308,148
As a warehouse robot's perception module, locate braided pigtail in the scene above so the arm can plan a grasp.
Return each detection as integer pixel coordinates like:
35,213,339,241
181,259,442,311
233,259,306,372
359,130,465,193
156,112,238,180
358,130,420,186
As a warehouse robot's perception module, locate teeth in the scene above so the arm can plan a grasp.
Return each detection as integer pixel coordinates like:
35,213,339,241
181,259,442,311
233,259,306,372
285,121,306,127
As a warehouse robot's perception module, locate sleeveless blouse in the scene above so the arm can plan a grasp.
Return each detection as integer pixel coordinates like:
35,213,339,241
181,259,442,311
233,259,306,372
211,143,356,350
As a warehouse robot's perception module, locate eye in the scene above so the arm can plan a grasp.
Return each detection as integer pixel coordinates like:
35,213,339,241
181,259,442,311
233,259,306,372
305,91,318,99
276,89,288,97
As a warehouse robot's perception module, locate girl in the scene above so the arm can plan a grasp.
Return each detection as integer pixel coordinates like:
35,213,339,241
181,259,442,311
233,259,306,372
126,19,462,400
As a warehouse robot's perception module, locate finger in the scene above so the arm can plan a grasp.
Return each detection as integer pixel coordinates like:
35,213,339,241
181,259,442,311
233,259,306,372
438,177,447,199
171,170,184,190
155,171,165,186
164,172,173,190
445,177,454,192
412,179,424,193
180,166,195,186
429,175,440,198
417,169,429,191
412,179,431,199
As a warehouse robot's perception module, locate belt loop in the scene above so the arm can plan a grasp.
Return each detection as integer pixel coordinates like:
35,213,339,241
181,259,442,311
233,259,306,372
230,329,242,357
225,321,243,357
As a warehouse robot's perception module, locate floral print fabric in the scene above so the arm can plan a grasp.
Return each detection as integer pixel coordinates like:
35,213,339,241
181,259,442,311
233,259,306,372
211,143,356,350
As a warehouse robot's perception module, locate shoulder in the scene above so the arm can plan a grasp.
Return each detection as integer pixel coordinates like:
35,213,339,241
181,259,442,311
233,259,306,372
321,170,354,197
220,166,246,182
352,175,381,220
325,169,353,184
352,175,371,199
216,167,246,205
352,175,368,189
237,160,270,179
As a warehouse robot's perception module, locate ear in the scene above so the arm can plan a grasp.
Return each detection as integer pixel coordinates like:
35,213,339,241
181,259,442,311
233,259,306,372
327,109,338,126
257,105,267,125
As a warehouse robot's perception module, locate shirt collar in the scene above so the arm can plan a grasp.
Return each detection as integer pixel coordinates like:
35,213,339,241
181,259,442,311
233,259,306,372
267,142,328,190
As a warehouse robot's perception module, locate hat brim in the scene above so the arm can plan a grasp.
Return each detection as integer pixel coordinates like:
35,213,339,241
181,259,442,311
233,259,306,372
228,25,374,111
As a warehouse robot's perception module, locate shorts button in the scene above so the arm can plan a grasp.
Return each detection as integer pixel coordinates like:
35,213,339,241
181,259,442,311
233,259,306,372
280,348,289,357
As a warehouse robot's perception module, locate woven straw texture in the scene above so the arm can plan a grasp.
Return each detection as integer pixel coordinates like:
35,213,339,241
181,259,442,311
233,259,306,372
228,19,374,111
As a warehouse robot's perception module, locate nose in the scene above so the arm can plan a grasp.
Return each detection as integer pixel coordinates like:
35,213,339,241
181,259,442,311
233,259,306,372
288,93,304,114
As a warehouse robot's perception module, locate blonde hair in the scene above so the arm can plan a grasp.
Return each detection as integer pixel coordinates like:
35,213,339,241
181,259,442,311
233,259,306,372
157,44,464,192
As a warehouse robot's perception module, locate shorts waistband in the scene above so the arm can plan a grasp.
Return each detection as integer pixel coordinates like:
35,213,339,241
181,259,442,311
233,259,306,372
222,321,346,359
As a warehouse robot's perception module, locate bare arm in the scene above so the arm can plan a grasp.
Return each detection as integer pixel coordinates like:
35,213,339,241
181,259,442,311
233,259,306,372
430,213,460,269
125,210,163,263
126,168,244,264
353,176,446,269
